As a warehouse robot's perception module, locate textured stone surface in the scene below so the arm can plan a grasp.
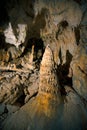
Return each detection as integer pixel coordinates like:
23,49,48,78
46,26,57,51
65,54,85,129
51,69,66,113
39,45,60,95
0,0,87,130
70,43,87,100
34,0,82,27
1,45,87,130
0,74,23,104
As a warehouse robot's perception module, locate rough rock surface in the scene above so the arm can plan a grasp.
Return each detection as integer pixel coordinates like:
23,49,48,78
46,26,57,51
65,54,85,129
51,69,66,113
1,45,87,130
0,44,39,104
0,0,87,130
41,21,77,65
34,0,82,27
70,43,87,100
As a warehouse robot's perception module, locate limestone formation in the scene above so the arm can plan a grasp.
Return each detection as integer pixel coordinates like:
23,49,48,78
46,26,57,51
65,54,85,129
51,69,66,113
39,45,60,95
0,0,87,130
56,24,77,64
1,45,87,130
0,74,23,104
21,45,35,70
41,20,77,65
70,43,87,100
34,0,82,27
0,50,10,62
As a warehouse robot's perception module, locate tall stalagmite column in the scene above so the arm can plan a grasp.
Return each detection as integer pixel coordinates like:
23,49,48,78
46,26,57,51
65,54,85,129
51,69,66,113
39,44,61,98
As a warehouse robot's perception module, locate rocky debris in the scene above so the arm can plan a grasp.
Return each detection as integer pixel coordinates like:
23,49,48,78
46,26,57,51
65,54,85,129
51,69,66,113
0,67,39,105
24,69,39,103
0,39,40,105
0,44,62,130
0,74,23,104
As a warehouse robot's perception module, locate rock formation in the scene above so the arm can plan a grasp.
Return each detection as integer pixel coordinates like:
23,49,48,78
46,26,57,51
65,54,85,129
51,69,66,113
70,43,87,100
0,0,87,130
1,45,87,130
34,0,82,27
39,45,60,95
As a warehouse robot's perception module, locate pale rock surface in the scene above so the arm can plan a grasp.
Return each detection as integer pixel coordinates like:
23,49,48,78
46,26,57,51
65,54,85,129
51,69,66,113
4,22,27,48
34,0,82,27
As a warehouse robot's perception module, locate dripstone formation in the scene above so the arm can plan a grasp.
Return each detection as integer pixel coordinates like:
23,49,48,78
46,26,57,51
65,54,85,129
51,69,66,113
1,45,87,130
0,0,87,130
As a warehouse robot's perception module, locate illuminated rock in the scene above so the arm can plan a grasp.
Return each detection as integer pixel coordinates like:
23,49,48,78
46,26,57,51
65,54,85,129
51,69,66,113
1,45,87,130
1,45,63,130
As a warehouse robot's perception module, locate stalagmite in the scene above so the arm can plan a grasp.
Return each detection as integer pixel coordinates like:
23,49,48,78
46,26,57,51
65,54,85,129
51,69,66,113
1,45,63,130
0,0,87,130
39,44,61,96
1,45,87,130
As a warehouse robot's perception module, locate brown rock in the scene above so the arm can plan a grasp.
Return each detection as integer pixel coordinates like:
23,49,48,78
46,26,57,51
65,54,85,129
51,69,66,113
1,45,87,130
0,74,23,104
70,43,87,100
1,45,62,130
39,44,61,96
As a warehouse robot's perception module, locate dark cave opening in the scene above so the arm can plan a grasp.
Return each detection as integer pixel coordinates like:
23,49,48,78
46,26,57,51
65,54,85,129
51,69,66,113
74,27,80,45
0,1,9,26
22,38,45,62
13,94,26,107
56,20,69,39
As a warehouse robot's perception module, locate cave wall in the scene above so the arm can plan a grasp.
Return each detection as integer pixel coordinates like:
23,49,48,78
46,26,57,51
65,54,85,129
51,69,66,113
0,0,87,130
0,0,87,105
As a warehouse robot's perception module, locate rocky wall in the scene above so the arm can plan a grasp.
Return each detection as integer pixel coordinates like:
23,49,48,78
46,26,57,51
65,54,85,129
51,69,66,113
0,0,87,130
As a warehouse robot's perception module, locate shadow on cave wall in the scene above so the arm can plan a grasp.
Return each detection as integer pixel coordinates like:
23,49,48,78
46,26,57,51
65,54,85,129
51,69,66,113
56,49,73,96
0,0,9,26
57,50,73,87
